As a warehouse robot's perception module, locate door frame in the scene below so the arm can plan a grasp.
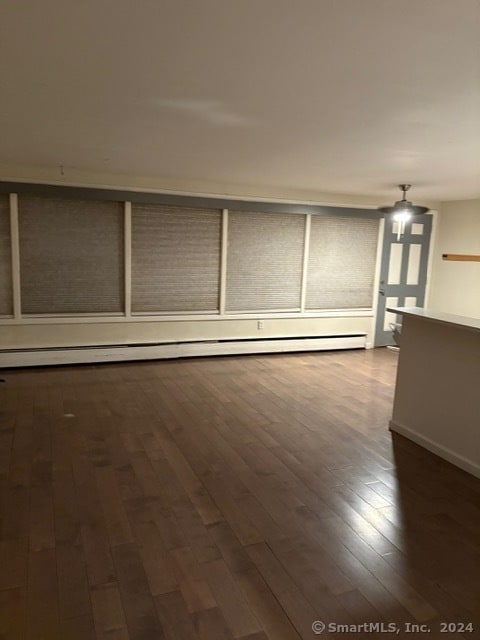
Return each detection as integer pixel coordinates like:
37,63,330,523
423,208,438,308
368,217,385,348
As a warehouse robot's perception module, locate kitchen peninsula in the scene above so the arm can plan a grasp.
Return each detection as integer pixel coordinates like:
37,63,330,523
388,307,480,478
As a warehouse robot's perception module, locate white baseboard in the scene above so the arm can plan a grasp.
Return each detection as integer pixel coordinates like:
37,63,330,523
389,419,480,479
0,335,366,368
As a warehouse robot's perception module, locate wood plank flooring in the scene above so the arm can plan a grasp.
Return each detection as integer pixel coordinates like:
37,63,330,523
1,348,480,639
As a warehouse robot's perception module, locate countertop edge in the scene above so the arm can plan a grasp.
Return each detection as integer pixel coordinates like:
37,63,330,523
386,307,480,332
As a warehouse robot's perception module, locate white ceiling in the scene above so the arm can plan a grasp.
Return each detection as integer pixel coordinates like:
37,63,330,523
1,0,480,202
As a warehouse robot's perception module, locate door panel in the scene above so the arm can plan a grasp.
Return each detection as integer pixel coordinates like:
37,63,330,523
374,214,432,346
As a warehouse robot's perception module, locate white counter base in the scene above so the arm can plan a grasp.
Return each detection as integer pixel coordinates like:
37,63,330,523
388,307,480,479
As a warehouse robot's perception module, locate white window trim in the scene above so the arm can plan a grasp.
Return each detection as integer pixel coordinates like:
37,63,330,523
124,201,132,318
300,214,311,313
219,208,228,314
0,309,375,326
0,192,380,327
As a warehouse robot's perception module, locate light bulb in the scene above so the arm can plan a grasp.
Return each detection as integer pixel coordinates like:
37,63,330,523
393,210,412,223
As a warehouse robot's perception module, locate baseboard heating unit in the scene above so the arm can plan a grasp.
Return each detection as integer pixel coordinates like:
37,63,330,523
0,334,367,368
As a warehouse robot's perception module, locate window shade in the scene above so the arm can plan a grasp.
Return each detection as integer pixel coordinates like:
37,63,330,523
306,216,379,309
19,196,124,314
131,204,221,313
0,196,12,316
226,211,305,312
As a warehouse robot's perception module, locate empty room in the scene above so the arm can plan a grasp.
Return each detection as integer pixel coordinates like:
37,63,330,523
0,1,479,639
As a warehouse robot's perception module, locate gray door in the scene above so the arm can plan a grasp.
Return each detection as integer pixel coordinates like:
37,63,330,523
375,214,433,346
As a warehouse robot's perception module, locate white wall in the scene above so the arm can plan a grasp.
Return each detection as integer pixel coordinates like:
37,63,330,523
0,316,373,350
0,186,382,361
428,199,480,319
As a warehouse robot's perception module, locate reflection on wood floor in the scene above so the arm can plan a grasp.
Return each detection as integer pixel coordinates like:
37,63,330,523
1,348,479,639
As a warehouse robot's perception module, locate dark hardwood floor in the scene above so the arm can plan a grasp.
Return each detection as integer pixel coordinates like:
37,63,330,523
1,348,479,639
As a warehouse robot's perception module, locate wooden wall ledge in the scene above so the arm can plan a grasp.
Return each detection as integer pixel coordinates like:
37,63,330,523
442,254,480,262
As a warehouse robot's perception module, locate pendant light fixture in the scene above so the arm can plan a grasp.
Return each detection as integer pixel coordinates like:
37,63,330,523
379,184,429,239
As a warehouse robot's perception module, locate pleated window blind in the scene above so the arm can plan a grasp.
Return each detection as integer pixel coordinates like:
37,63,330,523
131,204,221,313
306,216,379,309
0,197,13,316
19,196,124,314
226,211,305,312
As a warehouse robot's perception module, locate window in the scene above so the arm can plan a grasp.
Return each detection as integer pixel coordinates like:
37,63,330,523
19,196,124,314
226,211,305,311
306,215,379,309
132,204,221,313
